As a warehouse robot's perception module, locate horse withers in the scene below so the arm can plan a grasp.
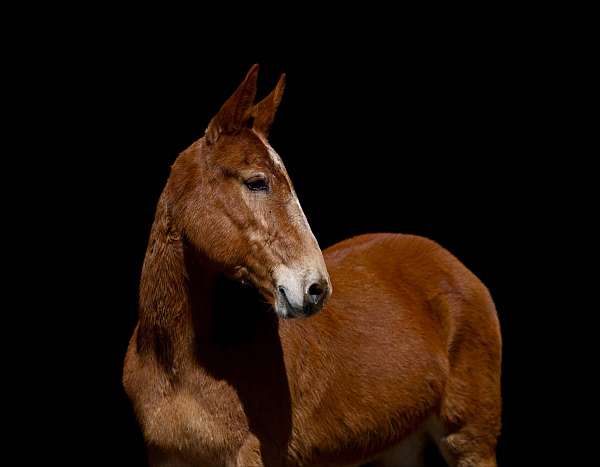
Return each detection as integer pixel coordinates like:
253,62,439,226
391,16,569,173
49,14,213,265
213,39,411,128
123,64,502,467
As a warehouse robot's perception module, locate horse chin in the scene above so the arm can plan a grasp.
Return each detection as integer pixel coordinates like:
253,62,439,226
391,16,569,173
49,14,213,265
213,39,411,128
273,302,301,319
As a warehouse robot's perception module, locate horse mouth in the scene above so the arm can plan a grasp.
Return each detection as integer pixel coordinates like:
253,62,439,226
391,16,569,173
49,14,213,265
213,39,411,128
277,287,296,318
276,286,320,319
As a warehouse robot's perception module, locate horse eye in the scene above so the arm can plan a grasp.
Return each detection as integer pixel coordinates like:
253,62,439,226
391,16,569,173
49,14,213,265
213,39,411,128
244,177,269,192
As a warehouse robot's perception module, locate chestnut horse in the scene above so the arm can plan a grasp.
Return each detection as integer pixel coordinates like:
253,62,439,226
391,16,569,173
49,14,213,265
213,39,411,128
123,65,501,467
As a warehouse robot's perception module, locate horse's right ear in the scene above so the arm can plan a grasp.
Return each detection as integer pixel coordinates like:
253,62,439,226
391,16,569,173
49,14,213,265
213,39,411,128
250,73,286,138
205,64,259,145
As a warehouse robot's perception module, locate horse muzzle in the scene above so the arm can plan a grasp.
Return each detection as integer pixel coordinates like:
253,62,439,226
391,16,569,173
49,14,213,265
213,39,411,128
274,269,331,319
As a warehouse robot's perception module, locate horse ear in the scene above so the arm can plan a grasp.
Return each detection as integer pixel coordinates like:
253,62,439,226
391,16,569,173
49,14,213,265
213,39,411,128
251,73,286,138
205,64,259,144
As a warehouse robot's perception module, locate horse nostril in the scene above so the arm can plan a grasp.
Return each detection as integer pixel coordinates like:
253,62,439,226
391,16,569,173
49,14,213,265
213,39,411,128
307,282,325,303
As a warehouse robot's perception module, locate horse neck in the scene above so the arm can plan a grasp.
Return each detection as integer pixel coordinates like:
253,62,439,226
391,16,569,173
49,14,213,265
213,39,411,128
136,192,219,371
137,225,280,374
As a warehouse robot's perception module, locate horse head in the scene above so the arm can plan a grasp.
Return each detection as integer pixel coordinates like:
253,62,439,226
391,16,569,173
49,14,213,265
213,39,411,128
162,64,331,318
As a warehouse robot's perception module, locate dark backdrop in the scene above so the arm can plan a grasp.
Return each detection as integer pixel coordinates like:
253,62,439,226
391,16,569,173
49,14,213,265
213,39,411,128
5,22,593,467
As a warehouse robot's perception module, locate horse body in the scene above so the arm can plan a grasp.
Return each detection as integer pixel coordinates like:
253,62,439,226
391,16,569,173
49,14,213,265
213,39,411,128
123,65,501,467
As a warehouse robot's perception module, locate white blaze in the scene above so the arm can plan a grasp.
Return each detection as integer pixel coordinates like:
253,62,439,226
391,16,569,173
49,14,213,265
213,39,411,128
260,140,331,317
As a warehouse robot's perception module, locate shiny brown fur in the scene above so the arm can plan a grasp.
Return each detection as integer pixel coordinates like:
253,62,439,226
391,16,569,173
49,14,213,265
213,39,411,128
123,65,502,467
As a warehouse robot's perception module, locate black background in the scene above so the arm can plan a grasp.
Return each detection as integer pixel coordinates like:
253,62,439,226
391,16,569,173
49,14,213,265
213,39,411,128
4,14,594,467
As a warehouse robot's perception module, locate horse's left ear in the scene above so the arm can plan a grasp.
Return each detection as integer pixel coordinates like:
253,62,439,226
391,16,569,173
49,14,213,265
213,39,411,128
251,73,286,138
205,64,259,145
